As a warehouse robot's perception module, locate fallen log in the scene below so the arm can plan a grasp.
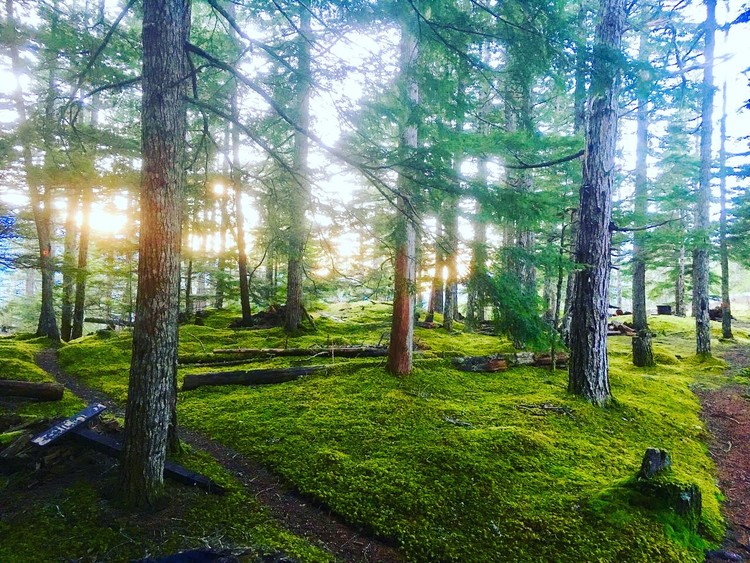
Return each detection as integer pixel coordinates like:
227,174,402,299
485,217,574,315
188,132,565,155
211,346,389,358
0,380,65,402
70,427,224,494
84,317,135,327
452,352,569,372
182,365,326,391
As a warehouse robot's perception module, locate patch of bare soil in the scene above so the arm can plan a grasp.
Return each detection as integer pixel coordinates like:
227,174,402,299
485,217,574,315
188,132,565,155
34,349,403,563
698,344,750,563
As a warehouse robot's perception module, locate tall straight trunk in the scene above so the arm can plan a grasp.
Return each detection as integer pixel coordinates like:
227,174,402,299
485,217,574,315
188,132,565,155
718,82,732,339
71,186,92,340
443,200,459,332
427,226,444,322
568,0,625,405
693,0,715,356
7,0,59,341
387,9,419,376
184,256,193,317
574,2,588,134
214,188,229,309
561,208,578,344
61,192,79,342
285,6,312,332
675,241,686,316
122,0,190,508
232,92,252,325
632,30,654,367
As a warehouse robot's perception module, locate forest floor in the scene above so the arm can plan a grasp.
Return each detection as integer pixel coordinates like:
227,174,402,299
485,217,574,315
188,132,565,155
699,340,750,563
2,307,748,561
34,348,402,563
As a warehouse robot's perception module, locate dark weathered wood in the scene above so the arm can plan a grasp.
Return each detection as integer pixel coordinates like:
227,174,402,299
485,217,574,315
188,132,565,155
71,427,224,494
0,380,65,402
31,403,107,446
568,0,626,405
121,0,191,508
182,366,326,391
212,346,389,358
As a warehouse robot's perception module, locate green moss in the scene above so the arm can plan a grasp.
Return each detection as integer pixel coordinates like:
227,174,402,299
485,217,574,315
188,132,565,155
56,306,727,561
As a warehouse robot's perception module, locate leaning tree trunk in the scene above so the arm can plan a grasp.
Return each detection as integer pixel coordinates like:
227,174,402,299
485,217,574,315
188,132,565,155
284,6,312,333
631,30,654,367
121,0,190,508
387,9,420,376
718,82,733,339
693,0,716,357
568,0,626,405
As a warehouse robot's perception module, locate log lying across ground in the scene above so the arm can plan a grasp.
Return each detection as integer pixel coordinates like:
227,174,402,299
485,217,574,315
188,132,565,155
84,317,135,327
0,380,64,401
452,352,569,372
212,346,389,358
182,365,326,391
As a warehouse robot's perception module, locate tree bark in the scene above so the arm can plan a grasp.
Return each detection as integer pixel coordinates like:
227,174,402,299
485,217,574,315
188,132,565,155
631,30,654,367
284,6,312,333
675,240,686,316
232,90,252,325
387,9,420,376
121,0,190,508
183,366,325,391
71,186,92,340
442,200,459,332
573,2,588,135
718,82,733,339
61,192,79,342
0,380,64,401
568,0,625,405
427,221,444,321
693,0,715,356
7,0,60,342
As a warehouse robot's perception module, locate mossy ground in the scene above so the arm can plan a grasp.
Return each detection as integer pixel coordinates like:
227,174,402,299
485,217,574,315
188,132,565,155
47,305,740,561
0,337,331,562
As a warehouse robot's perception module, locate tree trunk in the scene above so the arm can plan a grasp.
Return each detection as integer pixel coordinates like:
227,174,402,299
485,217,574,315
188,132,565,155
574,1,588,135
561,208,578,344
387,9,420,376
232,92,252,325
443,200,459,332
121,0,190,508
427,222,444,321
214,186,229,309
284,6,312,333
184,256,193,317
675,241,686,316
631,30,654,367
568,0,625,405
61,192,79,342
693,0,715,356
718,82,732,339
7,0,60,342
71,186,92,340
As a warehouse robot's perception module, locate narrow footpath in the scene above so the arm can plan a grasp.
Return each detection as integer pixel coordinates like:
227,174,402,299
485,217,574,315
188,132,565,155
699,345,750,563
36,349,403,563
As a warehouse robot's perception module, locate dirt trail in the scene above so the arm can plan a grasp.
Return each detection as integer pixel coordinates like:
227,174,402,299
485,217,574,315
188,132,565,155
698,345,750,563
36,349,403,563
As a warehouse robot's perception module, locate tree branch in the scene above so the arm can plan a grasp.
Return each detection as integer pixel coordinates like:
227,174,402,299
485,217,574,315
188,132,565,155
505,149,584,170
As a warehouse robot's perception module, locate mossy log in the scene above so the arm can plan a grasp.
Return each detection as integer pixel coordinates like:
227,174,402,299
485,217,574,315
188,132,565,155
84,317,135,327
212,346,389,358
182,366,326,391
452,353,568,372
0,380,64,401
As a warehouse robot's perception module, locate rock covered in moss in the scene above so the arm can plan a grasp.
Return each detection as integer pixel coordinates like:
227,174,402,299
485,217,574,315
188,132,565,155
639,447,672,479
